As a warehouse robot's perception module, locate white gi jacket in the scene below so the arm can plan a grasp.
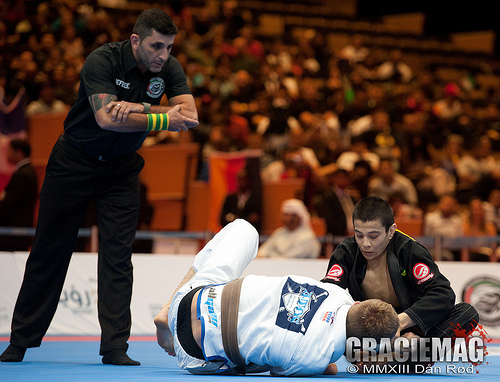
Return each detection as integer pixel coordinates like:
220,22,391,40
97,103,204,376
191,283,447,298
168,219,353,376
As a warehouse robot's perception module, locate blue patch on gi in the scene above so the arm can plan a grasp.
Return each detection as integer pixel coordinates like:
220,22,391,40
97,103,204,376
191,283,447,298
276,277,329,334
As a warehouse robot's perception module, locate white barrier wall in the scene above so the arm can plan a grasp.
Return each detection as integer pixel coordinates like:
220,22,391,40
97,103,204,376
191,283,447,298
1,253,499,338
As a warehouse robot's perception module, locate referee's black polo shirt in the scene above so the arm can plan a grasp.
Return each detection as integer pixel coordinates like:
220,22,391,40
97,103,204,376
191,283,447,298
63,40,192,161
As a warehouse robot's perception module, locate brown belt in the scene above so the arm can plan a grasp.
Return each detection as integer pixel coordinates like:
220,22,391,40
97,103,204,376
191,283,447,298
221,277,246,370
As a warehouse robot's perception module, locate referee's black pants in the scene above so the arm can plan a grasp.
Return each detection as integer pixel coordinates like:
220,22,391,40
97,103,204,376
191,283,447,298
9,136,144,355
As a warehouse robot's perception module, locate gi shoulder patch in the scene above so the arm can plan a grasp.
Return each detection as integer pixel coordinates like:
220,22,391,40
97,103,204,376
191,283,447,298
325,264,343,282
412,263,434,285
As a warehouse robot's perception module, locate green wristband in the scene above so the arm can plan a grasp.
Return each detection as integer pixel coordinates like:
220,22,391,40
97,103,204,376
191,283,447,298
147,113,169,131
146,113,154,131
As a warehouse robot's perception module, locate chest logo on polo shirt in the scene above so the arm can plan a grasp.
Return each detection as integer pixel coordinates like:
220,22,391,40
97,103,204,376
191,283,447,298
276,277,328,334
147,77,165,98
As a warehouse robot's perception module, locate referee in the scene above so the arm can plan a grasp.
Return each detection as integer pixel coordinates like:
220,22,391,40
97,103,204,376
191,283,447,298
1,9,198,365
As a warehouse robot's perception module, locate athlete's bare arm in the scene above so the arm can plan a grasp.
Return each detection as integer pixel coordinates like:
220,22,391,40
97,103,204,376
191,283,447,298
154,267,196,356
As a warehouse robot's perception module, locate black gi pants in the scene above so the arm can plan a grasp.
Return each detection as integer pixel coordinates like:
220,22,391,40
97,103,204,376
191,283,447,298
9,135,144,355
427,302,479,338
399,303,479,370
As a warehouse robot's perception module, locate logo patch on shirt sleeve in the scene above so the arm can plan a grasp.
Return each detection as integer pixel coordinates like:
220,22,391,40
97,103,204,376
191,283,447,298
325,264,344,282
412,263,434,285
276,277,329,334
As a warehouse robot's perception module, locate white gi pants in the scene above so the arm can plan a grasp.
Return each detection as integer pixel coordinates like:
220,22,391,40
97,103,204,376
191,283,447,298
168,219,259,372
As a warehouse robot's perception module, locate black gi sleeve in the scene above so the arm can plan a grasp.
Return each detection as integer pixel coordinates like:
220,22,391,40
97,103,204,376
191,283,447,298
321,238,356,289
399,240,455,335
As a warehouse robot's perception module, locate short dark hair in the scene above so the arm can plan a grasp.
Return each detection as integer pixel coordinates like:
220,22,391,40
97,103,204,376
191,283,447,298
352,196,394,231
10,139,31,158
132,8,178,40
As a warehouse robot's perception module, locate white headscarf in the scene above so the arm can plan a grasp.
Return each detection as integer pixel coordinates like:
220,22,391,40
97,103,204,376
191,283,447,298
281,199,311,227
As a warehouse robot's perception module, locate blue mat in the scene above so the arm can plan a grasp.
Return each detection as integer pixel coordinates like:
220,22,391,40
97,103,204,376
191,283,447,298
0,340,498,381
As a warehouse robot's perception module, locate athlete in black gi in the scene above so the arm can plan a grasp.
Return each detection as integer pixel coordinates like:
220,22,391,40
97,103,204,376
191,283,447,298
322,197,478,365
1,9,198,365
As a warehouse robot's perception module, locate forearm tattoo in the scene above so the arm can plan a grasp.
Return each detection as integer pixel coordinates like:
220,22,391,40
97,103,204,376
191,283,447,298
89,94,118,113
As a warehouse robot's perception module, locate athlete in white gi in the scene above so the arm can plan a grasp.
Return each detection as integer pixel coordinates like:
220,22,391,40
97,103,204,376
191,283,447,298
155,219,396,376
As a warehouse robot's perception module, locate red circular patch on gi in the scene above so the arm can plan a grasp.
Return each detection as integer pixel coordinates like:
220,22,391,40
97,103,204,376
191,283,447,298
327,264,343,278
413,263,430,280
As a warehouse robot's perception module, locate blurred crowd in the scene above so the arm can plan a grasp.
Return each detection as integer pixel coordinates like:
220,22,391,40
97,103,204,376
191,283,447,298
1,0,500,257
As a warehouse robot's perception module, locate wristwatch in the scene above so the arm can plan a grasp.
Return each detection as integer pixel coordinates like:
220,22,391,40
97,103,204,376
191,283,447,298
141,102,151,113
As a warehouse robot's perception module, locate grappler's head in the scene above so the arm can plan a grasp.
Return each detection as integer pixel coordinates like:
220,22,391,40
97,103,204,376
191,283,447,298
353,196,394,232
345,299,399,343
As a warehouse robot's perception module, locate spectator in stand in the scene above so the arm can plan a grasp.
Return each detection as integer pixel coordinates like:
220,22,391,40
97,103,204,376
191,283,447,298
227,69,258,105
302,111,342,166
258,198,321,259
51,63,80,106
0,75,26,136
349,109,401,168
368,157,418,207
225,36,259,75
483,188,500,232
339,34,370,67
266,38,293,75
388,191,423,220
355,52,379,81
261,134,320,182
209,60,234,100
0,139,38,251
463,198,498,261
220,168,262,232
349,159,374,202
482,101,500,133
456,135,500,203
32,32,57,69
377,49,412,83
57,24,84,62
471,135,500,200
238,24,265,61
192,5,214,37
316,169,355,236
432,82,463,121
439,134,464,180
219,0,247,40
405,87,432,114
397,112,432,182
336,134,380,173
423,195,463,261
291,34,321,77
289,77,327,117
261,134,324,211
9,50,42,105
25,81,68,116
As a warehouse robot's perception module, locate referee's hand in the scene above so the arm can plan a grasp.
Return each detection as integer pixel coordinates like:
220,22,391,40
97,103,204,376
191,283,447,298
167,105,199,132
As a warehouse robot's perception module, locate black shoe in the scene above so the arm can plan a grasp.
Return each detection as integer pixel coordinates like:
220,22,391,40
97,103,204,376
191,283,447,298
102,349,140,366
0,344,26,362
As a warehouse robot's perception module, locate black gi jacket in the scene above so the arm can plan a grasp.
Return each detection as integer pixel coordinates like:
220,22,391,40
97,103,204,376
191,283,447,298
322,230,455,335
